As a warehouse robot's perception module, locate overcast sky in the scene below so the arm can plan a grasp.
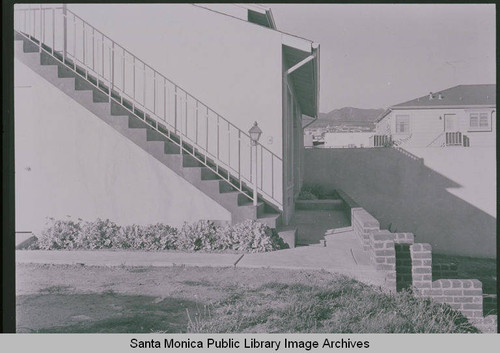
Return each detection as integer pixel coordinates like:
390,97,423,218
269,4,496,112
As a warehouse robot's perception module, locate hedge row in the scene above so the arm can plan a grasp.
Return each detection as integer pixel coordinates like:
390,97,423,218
28,218,289,253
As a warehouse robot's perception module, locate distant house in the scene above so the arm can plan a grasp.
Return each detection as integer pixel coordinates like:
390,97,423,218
323,132,372,148
374,85,496,147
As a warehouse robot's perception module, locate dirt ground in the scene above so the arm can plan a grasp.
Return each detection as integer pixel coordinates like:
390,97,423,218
16,263,338,333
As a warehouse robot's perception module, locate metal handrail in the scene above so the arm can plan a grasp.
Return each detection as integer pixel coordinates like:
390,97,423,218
14,5,283,210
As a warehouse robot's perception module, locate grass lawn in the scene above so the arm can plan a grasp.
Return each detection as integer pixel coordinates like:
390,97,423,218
17,264,480,333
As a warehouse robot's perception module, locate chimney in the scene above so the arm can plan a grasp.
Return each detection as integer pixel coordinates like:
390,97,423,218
429,92,434,100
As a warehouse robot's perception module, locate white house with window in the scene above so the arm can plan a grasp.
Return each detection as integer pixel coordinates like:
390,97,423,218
374,84,496,147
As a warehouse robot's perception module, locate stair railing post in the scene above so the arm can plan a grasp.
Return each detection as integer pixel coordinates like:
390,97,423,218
248,122,262,207
108,45,112,102
39,5,42,53
52,7,55,55
253,142,258,206
63,4,67,62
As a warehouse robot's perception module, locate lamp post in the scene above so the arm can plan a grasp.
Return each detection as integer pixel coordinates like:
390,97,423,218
248,121,262,206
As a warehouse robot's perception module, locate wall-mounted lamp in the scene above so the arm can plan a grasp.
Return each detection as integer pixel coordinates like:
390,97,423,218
248,122,262,206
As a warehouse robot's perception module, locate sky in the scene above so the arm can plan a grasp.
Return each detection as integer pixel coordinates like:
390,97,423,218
268,4,496,112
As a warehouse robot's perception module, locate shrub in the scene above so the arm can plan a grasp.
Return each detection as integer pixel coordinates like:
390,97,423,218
29,218,288,253
115,224,178,250
176,220,219,251
224,220,289,252
78,218,120,249
297,190,318,200
35,218,82,250
298,184,328,200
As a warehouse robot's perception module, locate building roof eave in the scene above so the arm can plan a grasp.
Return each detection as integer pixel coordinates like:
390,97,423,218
389,104,496,110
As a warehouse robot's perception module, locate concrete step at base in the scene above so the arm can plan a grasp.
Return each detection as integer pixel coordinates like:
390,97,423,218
276,226,297,248
325,226,353,236
298,240,326,247
295,199,345,211
255,213,281,229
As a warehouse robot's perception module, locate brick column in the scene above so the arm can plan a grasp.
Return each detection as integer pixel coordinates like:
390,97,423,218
352,208,380,251
369,230,396,291
410,243,432,293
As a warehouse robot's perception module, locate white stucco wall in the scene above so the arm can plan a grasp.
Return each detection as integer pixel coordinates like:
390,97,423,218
378,108,496,147
67,4,284,157
305,148,496,257
324,132,372,148
405,147,496,218
15,58,231,234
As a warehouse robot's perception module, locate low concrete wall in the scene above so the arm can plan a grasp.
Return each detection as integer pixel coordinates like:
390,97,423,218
304,148,495,258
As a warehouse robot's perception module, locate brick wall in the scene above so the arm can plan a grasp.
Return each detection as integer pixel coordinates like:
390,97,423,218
409,243,497,330
432,263,458,279
352,208,379,251
351,208,415,292
348,201,497,331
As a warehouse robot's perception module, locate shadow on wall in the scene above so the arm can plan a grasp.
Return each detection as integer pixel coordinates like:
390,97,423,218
304,148,495,258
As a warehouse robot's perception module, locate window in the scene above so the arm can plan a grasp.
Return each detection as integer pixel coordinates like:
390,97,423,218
469,112,491,131
395,115,410,134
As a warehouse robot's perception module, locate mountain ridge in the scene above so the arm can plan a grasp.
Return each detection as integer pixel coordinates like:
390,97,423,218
308,107,385,129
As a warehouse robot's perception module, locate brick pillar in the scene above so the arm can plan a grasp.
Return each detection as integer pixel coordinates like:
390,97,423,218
369,230,396,291
352,208,380,251
410,243,432,294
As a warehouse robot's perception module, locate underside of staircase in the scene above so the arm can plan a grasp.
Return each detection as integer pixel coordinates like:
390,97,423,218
14,31,284,232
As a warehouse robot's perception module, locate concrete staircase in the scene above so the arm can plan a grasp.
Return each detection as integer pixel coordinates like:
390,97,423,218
15,32,283,230
293,194,351,247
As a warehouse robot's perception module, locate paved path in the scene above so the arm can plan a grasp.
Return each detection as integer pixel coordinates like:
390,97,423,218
292,210,350,245
16,231,387,288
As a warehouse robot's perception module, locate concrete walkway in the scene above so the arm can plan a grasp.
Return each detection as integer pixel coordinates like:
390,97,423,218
15,230,387,288
292,209,350,245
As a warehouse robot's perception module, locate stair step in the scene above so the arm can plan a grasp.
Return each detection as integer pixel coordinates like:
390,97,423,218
256,213,281,229
276,226,297,248
296,240,326,247
128,116,150,129
182,153,204,168
295,199,344,211
200,167,220,180
146,128,167,142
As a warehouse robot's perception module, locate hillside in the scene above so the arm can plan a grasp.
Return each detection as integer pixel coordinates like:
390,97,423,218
307,107,385,129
